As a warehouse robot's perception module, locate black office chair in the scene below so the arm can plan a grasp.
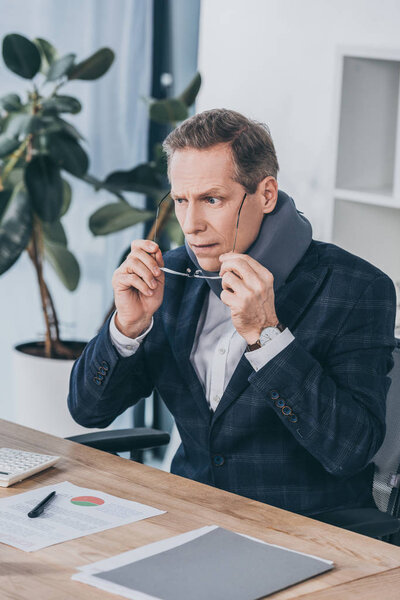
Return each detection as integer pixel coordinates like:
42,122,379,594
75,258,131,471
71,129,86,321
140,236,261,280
313,341,400,543
67,427,170,463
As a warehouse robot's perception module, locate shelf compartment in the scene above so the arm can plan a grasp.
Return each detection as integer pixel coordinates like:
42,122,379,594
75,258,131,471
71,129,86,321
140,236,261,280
335,57,400,196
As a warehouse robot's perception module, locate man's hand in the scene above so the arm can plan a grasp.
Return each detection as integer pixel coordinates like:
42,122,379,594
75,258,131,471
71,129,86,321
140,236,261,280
219,253,278,344
112,240,165,338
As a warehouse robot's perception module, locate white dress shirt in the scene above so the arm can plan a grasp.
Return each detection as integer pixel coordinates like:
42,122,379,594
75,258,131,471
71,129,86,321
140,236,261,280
110,289,294,412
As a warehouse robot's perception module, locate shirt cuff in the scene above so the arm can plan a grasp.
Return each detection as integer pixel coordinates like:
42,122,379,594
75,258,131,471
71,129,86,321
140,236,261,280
244,327,295,372
109,312,154,357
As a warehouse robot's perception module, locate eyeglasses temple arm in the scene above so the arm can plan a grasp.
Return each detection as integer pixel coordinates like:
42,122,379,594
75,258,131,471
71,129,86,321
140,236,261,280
232,193,247,252
148,190,173,243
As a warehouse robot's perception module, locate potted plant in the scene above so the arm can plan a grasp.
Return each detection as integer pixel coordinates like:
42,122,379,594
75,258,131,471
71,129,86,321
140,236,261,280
0,33,149,435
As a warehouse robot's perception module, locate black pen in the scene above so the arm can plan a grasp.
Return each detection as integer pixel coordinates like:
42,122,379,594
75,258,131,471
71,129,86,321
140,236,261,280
28,491,56,518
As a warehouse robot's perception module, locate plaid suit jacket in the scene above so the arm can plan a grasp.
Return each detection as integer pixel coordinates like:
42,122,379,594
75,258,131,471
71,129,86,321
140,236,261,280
68,240,397,516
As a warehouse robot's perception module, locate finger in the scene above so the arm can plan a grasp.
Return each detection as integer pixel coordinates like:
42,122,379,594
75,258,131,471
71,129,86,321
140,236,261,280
123,255,159,290
152,246,165,269
221,270,247,294
221,252,273,280
131,240,165,273
128,246,164,279
219,257,257,280
220,288,237,307
116,273,155,297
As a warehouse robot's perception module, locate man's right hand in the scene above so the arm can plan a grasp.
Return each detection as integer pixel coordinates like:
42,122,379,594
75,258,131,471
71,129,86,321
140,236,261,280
112,240,165,338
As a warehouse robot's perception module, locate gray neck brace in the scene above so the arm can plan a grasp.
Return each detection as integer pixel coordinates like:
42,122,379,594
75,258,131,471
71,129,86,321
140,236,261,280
184,190,313,297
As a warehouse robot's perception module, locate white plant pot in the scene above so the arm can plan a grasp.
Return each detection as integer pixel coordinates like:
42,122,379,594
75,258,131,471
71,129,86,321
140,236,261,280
12,342,102,438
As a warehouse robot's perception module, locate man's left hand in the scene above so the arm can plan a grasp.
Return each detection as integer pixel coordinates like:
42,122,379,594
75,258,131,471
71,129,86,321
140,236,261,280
219,253,279,345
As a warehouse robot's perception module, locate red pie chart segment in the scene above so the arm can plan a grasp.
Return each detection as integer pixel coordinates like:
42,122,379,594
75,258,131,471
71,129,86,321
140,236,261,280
71,495,105,507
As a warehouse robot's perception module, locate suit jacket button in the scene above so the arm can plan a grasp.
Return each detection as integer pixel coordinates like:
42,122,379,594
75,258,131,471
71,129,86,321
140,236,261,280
213,455,225,466
270,390,280,400
282,405,292,415
289,414,298,422
101,361,109,371
93,377,102,386
275,399,285,408
99,367,106,376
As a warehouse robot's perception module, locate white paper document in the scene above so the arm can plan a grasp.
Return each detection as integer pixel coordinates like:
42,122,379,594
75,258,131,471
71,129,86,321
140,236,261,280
0,481,165,552
72,525,333,600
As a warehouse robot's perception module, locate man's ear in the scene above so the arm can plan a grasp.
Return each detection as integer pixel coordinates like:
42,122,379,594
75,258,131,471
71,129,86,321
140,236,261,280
259,176,278,214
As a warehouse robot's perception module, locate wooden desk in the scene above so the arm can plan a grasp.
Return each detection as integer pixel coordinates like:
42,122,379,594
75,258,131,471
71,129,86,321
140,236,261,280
1,419,400,600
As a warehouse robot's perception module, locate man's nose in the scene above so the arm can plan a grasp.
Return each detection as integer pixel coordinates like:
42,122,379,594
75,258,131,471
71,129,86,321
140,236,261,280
181,203,206,235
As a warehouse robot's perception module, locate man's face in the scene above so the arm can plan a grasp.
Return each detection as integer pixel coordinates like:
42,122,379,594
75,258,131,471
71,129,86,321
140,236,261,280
169,143,277,272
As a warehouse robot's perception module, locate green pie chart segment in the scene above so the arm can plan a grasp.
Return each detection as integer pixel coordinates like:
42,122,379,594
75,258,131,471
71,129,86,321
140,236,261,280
70,495,105,507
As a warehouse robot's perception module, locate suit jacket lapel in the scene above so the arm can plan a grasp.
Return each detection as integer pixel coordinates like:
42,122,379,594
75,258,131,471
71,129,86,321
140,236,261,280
168,277,211,422
211,243,329,425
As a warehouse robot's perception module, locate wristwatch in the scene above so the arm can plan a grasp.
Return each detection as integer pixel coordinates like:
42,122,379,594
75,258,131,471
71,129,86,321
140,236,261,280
246,322,286,352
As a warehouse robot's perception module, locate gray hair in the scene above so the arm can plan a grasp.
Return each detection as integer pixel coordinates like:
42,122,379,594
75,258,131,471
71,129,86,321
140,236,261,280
162,108,279,194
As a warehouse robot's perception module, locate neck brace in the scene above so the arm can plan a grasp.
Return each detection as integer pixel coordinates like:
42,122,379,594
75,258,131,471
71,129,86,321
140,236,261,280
184,190,313,297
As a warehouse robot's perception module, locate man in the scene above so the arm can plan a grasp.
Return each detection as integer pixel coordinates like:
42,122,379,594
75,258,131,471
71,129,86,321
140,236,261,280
68,108,397,518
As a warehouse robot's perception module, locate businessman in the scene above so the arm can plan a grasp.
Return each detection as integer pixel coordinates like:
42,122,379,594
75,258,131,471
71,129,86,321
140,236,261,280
68,108,397,517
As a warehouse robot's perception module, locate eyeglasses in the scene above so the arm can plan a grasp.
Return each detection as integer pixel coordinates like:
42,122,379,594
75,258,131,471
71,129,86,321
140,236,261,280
151,190,247,279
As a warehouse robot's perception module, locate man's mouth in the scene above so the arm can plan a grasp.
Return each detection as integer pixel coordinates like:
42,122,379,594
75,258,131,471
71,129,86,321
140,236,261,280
190,242,219,255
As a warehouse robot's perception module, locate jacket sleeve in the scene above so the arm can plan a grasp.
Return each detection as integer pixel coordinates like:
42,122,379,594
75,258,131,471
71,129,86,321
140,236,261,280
248,273,397,478
68,317,154,428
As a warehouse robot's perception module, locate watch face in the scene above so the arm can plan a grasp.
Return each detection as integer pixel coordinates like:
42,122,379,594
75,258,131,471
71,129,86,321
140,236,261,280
260,327,280,345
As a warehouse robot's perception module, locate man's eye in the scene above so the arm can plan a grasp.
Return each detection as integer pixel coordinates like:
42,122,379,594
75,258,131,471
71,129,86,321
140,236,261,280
174,198,185,204
206,197,220,205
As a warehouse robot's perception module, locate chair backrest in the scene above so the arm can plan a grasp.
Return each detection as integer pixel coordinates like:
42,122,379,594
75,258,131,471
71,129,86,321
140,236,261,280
372,342,400,514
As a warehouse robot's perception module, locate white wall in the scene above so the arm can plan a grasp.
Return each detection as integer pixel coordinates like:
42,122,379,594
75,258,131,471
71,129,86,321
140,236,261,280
196,0,400,240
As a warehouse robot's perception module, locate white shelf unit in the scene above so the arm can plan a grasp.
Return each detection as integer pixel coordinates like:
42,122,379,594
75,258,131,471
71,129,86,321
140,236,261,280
330,47,400,334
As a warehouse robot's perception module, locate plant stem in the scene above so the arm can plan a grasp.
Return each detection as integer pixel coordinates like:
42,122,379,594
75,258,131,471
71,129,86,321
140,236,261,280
28,218,54,358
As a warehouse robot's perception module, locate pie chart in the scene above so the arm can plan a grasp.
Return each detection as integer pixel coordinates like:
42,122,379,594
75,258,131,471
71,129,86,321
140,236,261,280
70,495,105,507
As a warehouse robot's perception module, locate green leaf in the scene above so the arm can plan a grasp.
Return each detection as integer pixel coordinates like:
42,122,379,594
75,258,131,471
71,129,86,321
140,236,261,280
44,241,80,290
0,184,33,274
178,72,201,107
47,132,89,176
0,93,22,112
68,48,115,80
5,114,34,137
41,95,82,115
2,167,24,190
2,33,41,79
60,179,71,216
56,117,85,140
46,53,76,81
0,134,20,158
89,203,154,236
24,154,63,222
33,38,58,75
104,163,165,197
42,220,67,245
0,189,12,222
149,98,188,124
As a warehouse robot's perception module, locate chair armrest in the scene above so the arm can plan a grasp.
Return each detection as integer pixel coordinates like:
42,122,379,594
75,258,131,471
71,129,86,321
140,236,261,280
312,507,400,537
66,427,170,454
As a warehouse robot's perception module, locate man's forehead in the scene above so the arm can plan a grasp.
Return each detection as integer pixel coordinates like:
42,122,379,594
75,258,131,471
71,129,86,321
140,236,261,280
169,145,235,196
